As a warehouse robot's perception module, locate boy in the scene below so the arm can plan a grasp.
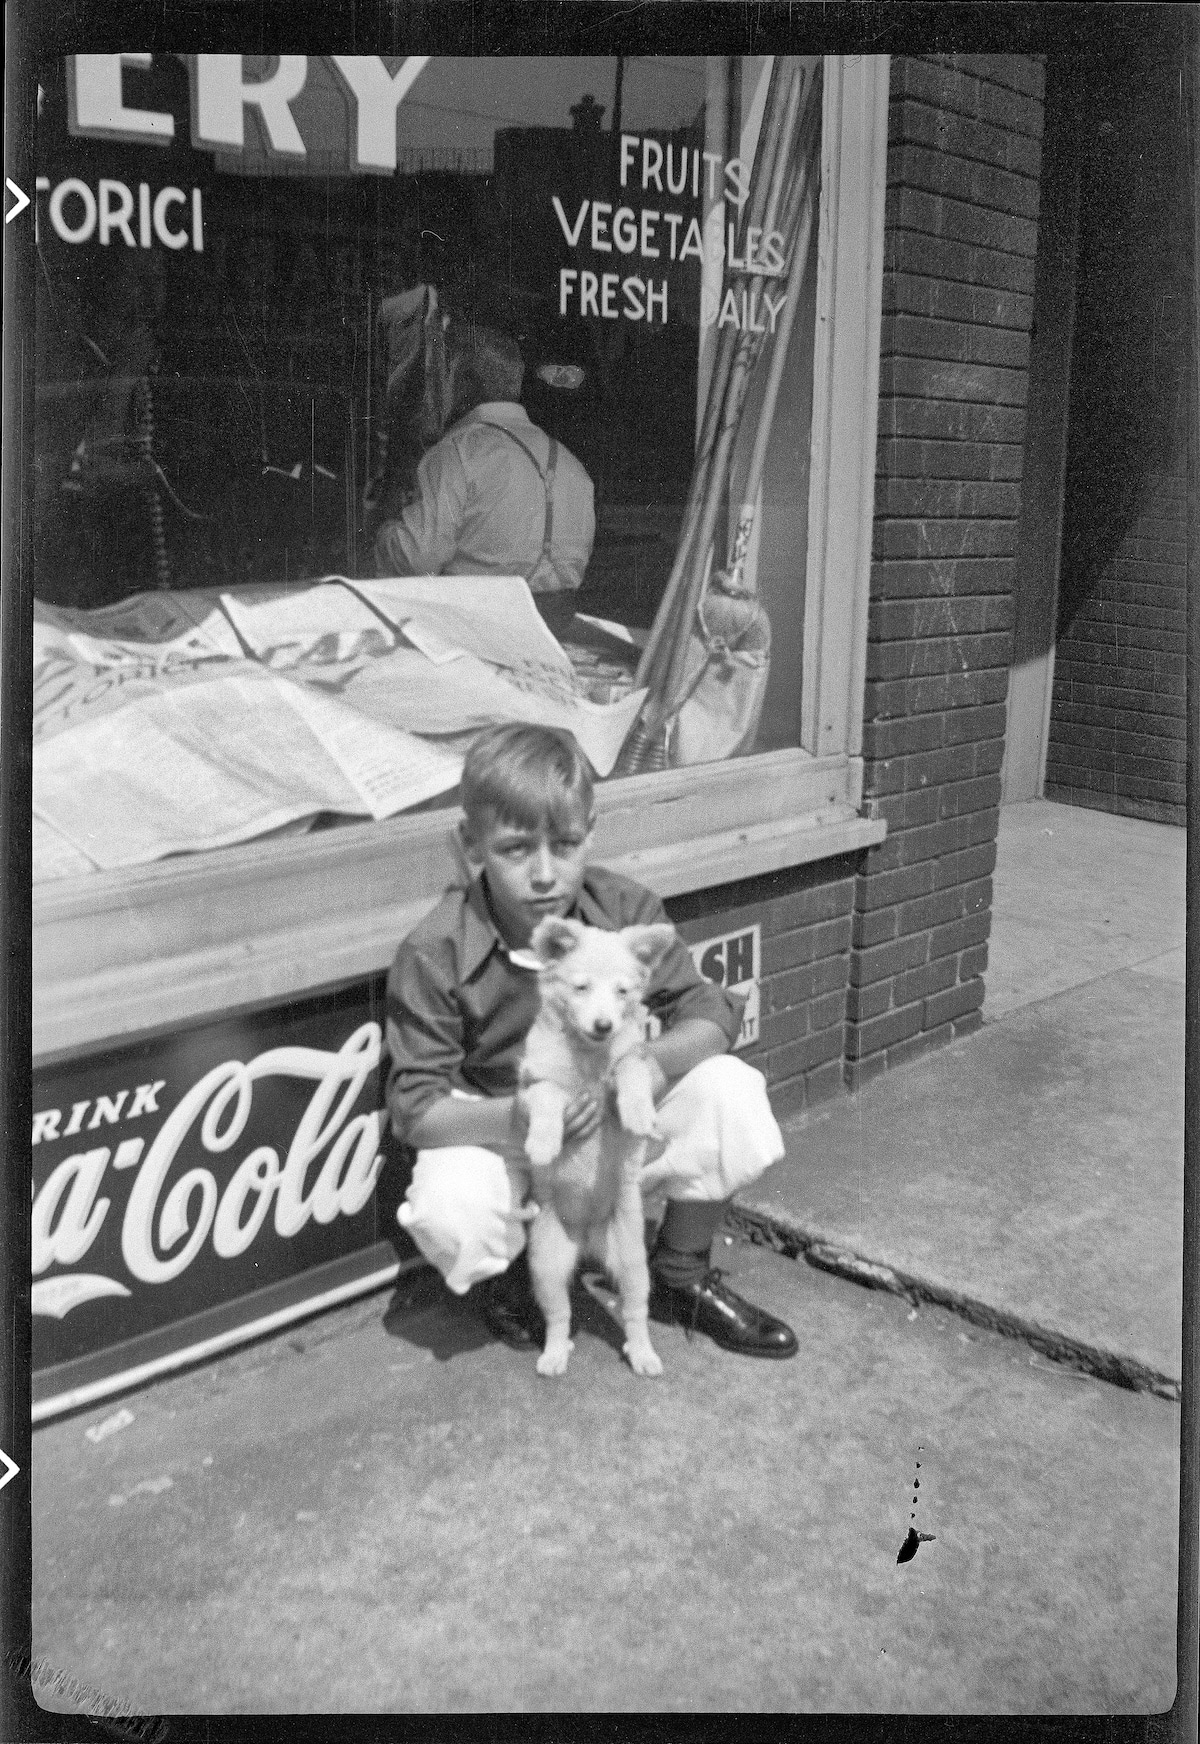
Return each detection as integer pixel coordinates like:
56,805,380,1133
386,723,797,1359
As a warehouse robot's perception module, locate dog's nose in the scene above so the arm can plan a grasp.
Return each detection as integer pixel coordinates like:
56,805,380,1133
592,1017,613,1037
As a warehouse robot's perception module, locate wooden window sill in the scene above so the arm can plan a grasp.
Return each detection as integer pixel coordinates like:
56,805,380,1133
33,747,884,1063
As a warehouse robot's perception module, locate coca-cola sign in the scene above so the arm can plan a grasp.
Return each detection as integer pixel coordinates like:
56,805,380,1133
32,981,401,1374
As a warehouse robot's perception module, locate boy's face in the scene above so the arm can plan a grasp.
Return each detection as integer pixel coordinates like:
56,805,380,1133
462,802,594,948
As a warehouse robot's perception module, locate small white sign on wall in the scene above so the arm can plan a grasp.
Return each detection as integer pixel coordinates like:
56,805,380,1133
688,924,761,1050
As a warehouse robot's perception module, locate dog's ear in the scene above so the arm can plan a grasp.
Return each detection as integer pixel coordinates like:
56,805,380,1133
620,923,677,973
530,916,585,962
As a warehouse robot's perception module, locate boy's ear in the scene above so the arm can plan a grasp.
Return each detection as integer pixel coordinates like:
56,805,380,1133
457,817,483,871
530,916,585,963
620,923,677,973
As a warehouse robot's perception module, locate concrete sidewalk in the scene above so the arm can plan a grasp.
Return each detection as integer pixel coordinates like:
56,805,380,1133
32,1233,1179,1714
743,798,1187,1393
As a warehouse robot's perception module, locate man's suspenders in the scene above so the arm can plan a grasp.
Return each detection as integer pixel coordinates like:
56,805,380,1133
476,421,559,585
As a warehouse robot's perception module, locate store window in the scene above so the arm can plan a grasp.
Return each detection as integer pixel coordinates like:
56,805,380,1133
32,53,886,880
32,52,888,1057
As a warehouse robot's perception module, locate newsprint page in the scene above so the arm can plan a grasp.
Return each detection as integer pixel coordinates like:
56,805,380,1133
1,1,1196,1739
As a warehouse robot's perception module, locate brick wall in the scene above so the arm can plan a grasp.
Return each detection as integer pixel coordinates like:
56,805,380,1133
1045,456,1188,825
667,855,857,1119
1040,28,1190,830
848,53,1045,1089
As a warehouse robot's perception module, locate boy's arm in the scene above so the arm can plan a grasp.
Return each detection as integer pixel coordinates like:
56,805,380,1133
613,879,741,1087
386,938,505,1147
387,939,586,1156
406,1092,518,1153
646,1016,729,1095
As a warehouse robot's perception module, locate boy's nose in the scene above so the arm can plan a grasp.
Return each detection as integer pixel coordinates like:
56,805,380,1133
530,846,555,886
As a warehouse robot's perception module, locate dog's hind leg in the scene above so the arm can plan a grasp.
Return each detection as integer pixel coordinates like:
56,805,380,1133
605,1185,663,1378
528,1209,579,1376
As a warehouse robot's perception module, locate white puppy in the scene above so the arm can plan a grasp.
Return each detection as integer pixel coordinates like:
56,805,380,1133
518,916,676,1377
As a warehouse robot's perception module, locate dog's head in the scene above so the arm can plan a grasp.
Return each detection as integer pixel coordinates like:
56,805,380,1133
529,917,677,1045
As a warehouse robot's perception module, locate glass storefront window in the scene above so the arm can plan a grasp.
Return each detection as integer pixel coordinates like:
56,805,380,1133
33,53,843,883
31,51,889,1062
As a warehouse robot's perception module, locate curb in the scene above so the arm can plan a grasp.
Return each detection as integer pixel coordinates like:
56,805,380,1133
729,1202,1182,1404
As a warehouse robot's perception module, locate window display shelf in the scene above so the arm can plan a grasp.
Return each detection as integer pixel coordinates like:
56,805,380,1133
32,746,882,1064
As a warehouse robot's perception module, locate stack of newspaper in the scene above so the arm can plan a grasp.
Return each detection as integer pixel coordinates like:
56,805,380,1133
32,576,646,881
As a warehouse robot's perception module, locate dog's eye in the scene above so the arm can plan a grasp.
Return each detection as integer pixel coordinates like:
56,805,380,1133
572,979,590,993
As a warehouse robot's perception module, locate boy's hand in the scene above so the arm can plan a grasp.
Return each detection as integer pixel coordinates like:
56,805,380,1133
562,1091,603,1142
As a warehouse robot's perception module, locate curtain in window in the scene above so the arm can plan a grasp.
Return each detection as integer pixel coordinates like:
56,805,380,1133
617,57,823,773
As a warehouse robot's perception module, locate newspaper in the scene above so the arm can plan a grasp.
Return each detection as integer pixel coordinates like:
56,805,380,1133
35,590,251,747
34,670,462,872
31,813,99,882
32,576,645,881
277,676,462,817
35,671,349,870
218,579,401,668
220,574,644,772
35,590,245,667
360,573,575,675
34,645,273,747
337,648,645,772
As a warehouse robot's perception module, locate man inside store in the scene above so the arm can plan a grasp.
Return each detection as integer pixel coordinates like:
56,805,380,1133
373,321,596,633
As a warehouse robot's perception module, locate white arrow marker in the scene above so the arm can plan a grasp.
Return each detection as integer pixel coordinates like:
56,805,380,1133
0,1447,19,1491
5,179,30,223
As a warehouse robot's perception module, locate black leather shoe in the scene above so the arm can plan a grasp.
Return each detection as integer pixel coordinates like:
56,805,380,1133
474,1276,545,1351
649,1267,798,1359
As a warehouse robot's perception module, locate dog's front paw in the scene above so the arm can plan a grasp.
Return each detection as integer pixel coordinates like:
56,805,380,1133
624,1335,664,1378
536,1337,574,1377
616,1093,660,1141
524,1132,561,1170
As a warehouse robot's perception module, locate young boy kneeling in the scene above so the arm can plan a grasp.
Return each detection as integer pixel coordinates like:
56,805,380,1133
386,723,797,1359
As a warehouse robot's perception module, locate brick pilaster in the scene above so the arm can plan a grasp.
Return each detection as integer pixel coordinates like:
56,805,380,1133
849,52,1046,1087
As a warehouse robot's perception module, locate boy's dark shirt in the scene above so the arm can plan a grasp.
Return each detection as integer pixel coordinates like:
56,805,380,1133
386,864,743,1143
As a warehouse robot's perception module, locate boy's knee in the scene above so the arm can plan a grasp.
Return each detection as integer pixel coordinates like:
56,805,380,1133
688,1052,759,1089
670,1052,770,1111
398,1146,528,1294
651,1053,783,1201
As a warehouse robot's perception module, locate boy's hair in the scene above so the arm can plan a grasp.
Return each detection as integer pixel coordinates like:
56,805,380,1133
460,725,595,836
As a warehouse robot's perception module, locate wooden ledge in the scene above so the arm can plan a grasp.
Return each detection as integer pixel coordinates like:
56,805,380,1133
34,750,884,1064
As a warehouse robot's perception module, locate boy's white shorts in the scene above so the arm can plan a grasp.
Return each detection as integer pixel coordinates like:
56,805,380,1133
396,1054,785,1295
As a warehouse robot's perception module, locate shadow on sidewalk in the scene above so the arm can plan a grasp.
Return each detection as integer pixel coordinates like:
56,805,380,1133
379,1264,628,1365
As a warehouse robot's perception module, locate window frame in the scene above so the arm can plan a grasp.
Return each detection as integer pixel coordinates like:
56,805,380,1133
32,53,891,1065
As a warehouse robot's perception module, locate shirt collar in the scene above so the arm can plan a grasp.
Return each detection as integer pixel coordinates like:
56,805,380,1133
575,880,613,928
458,871,610,977
459,401,531,432
459,877,504,978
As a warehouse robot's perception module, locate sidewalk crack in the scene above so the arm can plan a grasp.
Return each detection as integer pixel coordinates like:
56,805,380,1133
728,1203,1181,1403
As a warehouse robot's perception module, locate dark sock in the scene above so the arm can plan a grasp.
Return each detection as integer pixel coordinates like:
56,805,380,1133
651,1199,730,1288
496,1247,535,1302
